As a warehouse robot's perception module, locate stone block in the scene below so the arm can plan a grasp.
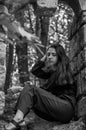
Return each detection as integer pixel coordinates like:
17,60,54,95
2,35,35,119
77,96,86,118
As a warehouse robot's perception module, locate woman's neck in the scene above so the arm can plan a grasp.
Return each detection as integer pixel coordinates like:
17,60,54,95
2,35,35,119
43,64,57,72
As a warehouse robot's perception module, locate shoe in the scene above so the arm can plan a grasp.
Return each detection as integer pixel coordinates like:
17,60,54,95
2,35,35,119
4,119,24,130
19,116,35,126
19,118,29,126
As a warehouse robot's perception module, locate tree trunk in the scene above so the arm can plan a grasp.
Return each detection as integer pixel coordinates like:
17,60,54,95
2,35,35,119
4,44,13,94
16,39,29,85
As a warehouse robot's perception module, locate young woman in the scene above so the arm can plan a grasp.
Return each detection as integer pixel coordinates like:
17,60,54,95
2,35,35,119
5,44,77,130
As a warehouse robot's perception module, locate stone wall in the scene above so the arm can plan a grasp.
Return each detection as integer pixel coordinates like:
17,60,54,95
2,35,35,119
0,39,6,90
68,7,86,118
0,37,6,115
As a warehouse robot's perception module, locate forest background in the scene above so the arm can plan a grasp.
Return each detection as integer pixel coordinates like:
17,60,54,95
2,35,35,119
0,0,74,117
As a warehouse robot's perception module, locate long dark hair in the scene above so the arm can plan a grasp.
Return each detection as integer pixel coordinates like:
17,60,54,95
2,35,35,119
47,44,74,85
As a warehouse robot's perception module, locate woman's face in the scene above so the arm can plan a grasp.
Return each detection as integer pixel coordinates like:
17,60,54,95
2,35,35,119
46,47,57,67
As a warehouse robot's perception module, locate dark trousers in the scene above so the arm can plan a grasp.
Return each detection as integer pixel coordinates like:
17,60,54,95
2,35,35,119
16,85,74,123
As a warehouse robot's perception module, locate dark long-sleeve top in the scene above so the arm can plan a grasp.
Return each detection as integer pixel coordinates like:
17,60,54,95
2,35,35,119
31,60,77,109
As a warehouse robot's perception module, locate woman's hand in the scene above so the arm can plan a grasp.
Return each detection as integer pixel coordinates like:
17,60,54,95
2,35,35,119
41,55,50,69
41,55,47,62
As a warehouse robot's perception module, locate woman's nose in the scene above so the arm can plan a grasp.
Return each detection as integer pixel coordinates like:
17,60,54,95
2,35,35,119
48,54,53,59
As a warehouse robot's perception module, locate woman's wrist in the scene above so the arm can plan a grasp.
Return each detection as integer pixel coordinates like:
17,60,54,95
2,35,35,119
41,55,46,62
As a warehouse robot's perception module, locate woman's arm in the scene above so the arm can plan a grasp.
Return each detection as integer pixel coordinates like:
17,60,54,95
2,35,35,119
31,56,51,79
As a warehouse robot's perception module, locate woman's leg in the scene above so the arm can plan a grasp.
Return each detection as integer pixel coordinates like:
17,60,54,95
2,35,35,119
33,87,74,123
16,85,74,123
5,85,74,130
11,85,74,123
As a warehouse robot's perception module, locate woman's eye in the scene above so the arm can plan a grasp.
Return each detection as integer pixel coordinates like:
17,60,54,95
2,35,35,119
52,53,56,56
47,53,56,57
47,53,50,56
